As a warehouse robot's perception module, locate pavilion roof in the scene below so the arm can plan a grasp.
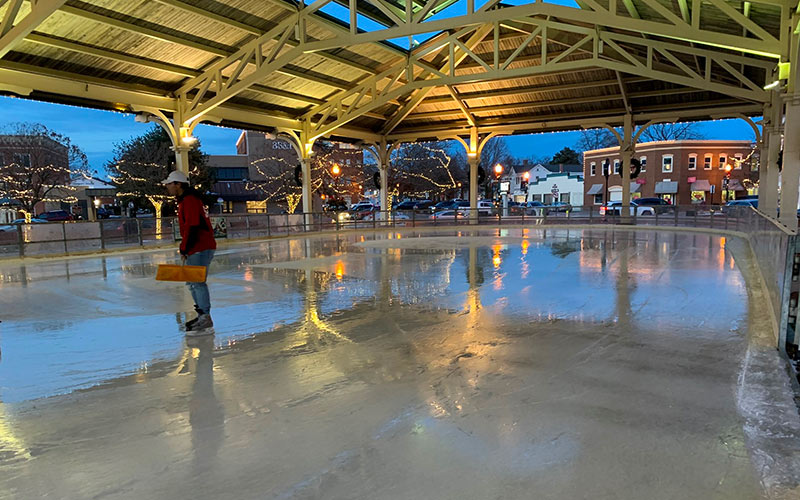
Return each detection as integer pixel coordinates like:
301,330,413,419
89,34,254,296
0,0,781,142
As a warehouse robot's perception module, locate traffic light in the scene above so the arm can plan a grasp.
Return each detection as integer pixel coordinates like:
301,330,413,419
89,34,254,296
602,159,610,178
521,171,530,192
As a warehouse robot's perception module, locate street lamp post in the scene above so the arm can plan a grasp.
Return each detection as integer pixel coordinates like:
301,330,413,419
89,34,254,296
494,163,504,215
723,164,732,203
330,163,341,207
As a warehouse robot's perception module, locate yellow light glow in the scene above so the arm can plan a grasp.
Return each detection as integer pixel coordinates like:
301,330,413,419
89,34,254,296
494,164,503,175
521,239,529,255
335,260,345,281
523,171,530,180
331,164,340,176
179,127,197,144
492,244,502,268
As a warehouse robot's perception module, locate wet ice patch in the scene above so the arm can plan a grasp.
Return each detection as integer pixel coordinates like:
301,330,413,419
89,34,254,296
737,346,800,498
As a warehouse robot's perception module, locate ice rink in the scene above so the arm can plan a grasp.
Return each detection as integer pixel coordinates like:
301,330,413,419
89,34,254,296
1,227,799,499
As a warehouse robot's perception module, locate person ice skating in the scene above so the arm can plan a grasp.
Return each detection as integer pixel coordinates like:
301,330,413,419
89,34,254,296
162,170,217,333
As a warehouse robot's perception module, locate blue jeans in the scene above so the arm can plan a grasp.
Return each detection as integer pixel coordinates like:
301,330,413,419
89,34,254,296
186,249,214,314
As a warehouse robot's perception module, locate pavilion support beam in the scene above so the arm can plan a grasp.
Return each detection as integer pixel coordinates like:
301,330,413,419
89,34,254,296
780,96,800,229
759,94,782,217
451,127,497,223
620,113,633,224
0,0,67,59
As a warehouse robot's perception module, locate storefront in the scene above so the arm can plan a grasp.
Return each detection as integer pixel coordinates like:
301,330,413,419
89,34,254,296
690,179,711,204
654,181,678,204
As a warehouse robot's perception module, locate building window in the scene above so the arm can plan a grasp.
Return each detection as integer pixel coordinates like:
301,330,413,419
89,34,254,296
718,154,727,169
246,200,268,213
590,162,596,176
613,160,620,174
12,153,31,168
662,155,673,173
639,156,646,172
593,193,603,205
560,193,570,203
734,153,743,169
532,194,542,202
213,167,249,180
704,155,712,170
688,154,697,170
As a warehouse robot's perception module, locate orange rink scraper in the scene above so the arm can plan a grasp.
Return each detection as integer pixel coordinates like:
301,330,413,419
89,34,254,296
155,264,207,283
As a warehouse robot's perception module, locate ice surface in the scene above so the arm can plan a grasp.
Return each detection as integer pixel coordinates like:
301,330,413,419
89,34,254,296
0,227,797,499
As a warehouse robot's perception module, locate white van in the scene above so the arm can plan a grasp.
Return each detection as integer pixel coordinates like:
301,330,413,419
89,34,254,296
477,200,494,216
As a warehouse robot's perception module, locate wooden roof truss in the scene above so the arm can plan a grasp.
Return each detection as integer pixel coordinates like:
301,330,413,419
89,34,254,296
0,0,792,145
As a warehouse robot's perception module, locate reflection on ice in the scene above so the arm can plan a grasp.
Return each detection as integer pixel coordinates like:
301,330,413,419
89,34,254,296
0,228,748,403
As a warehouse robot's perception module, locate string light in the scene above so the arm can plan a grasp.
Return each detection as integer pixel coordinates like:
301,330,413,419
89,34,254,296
0,162,80,215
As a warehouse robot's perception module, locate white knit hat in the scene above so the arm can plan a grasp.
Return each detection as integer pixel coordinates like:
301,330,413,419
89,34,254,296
161,170,189,184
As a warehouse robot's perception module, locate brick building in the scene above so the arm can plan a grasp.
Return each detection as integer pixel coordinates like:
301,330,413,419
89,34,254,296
583,140,758,207
0,134,70,218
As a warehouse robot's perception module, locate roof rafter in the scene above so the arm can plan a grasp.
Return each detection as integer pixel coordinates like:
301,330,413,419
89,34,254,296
0,0,66,58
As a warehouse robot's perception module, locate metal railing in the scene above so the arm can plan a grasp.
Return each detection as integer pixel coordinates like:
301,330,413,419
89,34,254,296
0,204,762,259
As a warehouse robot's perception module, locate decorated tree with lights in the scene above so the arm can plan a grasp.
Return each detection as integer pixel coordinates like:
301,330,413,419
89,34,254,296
105,126,213,218
389,141,467,202
246,140,369,213
0,122,89,219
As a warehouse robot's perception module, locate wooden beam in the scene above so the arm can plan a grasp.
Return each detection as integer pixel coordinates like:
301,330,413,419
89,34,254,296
445,85,476,126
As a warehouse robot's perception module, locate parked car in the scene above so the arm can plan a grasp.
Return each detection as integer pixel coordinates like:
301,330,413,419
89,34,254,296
524,200,546,215
393,200,417,211
350,201,376,212
548,202,572,212
0,218,47,232
432,200,455,212
413,200,433,210
600,201,655,216
476,200,493,215
430,210,467,220
634,197,674,214
323,201,348,212
725,199,758,208
723,199,758,214
36,210,73,221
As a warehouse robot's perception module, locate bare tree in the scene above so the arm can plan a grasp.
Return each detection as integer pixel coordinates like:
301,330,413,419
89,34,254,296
479,137,512,171
637,122,703,142
575,128,618,153
0,122,89,218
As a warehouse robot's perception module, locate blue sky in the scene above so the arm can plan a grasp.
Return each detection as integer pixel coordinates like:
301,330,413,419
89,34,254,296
0,95,757,174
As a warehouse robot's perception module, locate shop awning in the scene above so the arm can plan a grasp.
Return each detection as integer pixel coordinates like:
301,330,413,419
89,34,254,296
630,182,641,193
655,181,678,194
727,179,745,191
691,179,711,191
586,184,603,195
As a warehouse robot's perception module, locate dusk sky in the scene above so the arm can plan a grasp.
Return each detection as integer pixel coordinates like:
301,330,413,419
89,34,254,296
0,95,759,175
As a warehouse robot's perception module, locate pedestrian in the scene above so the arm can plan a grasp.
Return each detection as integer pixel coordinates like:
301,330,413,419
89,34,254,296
162,170,217,333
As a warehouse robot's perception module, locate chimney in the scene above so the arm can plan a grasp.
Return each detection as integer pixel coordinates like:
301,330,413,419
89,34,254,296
523,159,529,166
